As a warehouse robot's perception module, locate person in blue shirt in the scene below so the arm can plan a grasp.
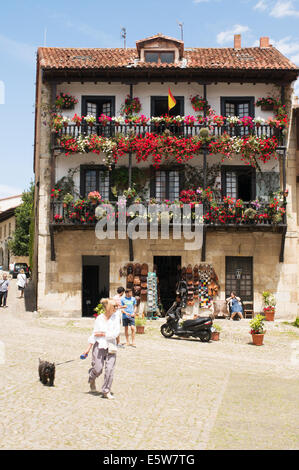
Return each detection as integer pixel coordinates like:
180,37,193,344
121,289,137,347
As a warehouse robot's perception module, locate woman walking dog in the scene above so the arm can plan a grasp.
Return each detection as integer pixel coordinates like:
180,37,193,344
83,298,120,399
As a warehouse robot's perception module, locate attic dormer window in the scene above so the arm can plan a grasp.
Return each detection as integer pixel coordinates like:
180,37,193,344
145,51,175,64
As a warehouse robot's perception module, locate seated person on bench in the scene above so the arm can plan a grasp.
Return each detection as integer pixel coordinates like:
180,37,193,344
226,291,243,320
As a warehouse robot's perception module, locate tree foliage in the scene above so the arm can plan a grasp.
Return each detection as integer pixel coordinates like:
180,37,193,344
8,183,34,257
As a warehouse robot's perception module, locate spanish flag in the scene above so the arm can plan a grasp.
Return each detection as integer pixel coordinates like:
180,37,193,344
168,88,176,112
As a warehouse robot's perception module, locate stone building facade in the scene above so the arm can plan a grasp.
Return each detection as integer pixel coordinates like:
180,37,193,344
33,33,299,318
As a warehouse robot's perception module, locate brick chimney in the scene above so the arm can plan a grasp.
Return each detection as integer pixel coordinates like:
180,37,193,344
260,37,270,48
234,34,241,49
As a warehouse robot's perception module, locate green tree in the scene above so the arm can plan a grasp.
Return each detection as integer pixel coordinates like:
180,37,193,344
8,183,34,258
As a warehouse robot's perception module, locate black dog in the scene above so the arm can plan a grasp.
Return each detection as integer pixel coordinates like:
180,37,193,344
38,359,55,386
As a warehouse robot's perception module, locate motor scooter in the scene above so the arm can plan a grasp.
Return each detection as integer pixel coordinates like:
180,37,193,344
160,282,213,342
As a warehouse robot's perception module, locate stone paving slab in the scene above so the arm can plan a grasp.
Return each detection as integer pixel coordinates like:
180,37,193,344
0,281,299,450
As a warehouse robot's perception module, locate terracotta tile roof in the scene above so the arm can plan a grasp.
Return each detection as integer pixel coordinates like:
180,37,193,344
38,46,298,72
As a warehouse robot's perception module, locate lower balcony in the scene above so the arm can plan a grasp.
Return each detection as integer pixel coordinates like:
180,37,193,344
50,199,286,230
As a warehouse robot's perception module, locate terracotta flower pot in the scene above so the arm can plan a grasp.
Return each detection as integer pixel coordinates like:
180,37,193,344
251,333,265,346
211,331,220,341
136,325,145,334
264,310,275,321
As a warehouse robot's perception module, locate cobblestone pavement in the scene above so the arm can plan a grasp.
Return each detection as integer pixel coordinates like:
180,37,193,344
0,280,299,450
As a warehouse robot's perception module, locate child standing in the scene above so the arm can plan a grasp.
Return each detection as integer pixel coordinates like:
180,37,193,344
121,289,137,347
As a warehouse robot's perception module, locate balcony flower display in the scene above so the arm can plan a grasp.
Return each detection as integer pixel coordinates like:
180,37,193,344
197,116,207,125
213,115,226,127
240,116,254,127
72,114,83,126
54,214,63,223
255,96,278,110
226,116,241,127
190,95,210,112
51,188,62,199
51,114,70,132
253,117,266,127
84,114,96,126
55,92,78,110
98,114,112,126
120,95,142,116
184,115,197,126
88,191,101,204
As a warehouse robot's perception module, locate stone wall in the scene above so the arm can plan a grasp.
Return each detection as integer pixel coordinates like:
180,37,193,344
36,228,297,319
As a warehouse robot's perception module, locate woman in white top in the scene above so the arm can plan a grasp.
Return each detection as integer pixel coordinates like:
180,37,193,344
17,269,27,298
83,298,120,399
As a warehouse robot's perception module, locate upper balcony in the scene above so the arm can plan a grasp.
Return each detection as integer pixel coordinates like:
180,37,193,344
54,120,282,142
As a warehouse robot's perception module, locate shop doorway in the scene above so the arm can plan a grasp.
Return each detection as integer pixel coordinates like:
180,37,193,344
82,256,109,317
225,256,253,304
154,256,181,313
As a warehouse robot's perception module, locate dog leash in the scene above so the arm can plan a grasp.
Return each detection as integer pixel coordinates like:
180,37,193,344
55,354,88,367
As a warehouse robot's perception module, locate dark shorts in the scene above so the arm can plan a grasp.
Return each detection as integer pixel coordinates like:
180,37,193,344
18,286,25,291
123,316,135,327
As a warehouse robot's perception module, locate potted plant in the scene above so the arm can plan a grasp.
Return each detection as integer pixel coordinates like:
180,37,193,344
88,191,101,205
63,193,74,208
72,113,83,127
135,315,146,334
262,291,276,321
250,314,266,345
244,207,257,224
85,114,96,127
211,323,221,341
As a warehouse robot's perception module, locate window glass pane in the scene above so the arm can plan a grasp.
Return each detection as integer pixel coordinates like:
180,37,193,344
226,171,237,198
237,102,249,118
145,52,159,63
87,102,97,117
99,171,110,200
225,103,235,117
160,52,175,63
168,171,180,200
85,170,97,196
102,102,112,116
155,171,167,201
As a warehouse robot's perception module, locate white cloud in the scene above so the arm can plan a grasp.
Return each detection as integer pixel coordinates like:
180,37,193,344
253,0,269,11
270,1,299,18
216,25,250,45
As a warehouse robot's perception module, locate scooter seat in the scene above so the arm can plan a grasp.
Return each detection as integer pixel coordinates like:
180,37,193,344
183,317,211,328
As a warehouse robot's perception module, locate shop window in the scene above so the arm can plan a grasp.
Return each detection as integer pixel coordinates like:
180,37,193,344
221,166,256,201
150,167,182,201
80,165,110,200
151,96,184,117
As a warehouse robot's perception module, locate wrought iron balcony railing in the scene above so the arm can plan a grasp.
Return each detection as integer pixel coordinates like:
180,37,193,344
54,122,281,141
51,199,286,228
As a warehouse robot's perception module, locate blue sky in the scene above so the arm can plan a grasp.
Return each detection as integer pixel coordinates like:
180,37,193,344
1,0,299,198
